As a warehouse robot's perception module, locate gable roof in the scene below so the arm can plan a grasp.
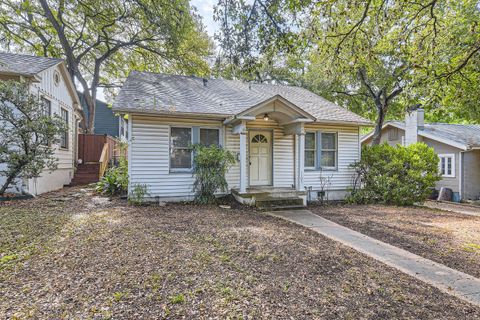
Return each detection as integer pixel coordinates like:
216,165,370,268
112,71,372,125
362,121,480,150
0,52,62,77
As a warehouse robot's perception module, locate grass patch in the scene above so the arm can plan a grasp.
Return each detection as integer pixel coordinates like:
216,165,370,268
169,293,185,304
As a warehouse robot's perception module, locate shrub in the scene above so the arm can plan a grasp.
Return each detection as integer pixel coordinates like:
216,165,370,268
192,144,236,204
348,143,441,205
95,158,128,196
128,183,149,205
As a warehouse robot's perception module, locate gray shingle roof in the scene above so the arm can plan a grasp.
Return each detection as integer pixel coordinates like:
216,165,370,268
0,52,62,76
112,71,372,125
387,121,480,149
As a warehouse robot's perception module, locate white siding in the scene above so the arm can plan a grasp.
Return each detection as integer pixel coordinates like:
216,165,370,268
304,124,360,198
0,63,77,195
130,116,225,199
130,115,361,201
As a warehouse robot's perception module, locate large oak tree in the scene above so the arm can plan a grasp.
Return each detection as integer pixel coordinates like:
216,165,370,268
0,0,212,133
215,0,480,144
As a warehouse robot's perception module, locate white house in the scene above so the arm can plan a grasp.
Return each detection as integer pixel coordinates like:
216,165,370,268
112,71,371,207
362,108,480,201
0,52,82,195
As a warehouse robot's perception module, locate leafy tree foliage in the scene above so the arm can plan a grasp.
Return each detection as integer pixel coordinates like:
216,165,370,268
215,0,480,141
0,0,212,132
348,143,441,205
192,144,236,204
0,80,66,195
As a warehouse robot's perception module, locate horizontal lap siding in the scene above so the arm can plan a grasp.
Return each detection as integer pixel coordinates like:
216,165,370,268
130,116,228,198
225,126,240,189
304,125,360,191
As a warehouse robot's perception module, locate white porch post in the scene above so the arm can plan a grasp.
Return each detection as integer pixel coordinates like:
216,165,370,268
296,132,305,191
239,129,248,193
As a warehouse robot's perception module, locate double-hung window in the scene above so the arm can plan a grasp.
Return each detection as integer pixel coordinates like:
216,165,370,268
170,127,221,171
321,132,337,168
305,132,316,169
439,154,455,177
170,127,192,170
60,108,69,149
304,131,337,170
200,128,220,146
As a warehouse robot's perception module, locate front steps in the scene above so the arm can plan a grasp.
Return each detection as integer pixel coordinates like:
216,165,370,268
232,187,307,210
70,163,100,186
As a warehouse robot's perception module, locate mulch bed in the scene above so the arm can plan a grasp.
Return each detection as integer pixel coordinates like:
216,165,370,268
1,189,480,319
311,203,480,279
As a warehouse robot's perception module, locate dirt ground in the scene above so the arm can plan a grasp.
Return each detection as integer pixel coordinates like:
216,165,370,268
312,204,480,279
1,188,480,319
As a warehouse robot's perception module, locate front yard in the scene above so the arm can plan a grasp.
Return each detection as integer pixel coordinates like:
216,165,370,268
1,189,480,319
312,204,480,279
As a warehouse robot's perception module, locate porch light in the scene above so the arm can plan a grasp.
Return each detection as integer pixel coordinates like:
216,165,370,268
263,113,269,121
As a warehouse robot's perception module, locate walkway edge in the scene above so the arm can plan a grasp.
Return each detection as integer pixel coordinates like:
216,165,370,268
267,209,480,307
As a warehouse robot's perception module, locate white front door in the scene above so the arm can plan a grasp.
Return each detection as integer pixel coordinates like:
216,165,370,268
249,131,272,186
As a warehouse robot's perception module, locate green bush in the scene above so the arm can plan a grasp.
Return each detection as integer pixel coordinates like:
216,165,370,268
192,144,236,204
128,183,149,205
348,143,441,205
95,158,128,196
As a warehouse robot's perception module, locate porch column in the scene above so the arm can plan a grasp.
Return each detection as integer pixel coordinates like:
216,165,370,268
239,131,247,193
296,132,305,191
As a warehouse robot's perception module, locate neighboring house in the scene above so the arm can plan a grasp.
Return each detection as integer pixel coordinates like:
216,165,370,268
112,71,371,205
362,109,480,200
80,93,128,140
0,52,82,195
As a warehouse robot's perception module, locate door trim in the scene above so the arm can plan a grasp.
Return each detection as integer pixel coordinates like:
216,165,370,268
248,129,273,187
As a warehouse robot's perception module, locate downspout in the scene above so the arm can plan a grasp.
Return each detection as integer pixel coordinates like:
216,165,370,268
459,151,464,201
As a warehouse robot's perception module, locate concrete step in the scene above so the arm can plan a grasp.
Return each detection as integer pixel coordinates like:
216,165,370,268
255,196,305,210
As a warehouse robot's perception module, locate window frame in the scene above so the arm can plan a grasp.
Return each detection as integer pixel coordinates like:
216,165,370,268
304,131,317,170
60,107,69,149
438,153,455,178
169,126,193,172
320,131,338,170
199,127,221,147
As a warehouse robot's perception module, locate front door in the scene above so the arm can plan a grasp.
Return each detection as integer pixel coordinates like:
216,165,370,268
249,131,272,186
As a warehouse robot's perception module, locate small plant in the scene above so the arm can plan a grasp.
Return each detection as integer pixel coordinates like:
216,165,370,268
128,183,149,205
113,291,129,301
96,158,128,196
192,144,236,204
169,293,185,304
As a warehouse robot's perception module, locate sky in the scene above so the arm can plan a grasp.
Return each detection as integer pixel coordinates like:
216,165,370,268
191,0,220,39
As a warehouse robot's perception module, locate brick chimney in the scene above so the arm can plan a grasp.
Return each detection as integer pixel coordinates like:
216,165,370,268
404,107,424,145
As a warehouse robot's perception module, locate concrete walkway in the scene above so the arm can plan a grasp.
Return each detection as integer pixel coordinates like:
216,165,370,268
422,200,480,217
267,209,480,307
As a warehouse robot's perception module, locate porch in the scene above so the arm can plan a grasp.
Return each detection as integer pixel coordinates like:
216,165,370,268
225,95,315,199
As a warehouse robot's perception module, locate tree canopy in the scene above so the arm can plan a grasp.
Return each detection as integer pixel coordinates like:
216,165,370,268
214,0,480,142
0,0,213,132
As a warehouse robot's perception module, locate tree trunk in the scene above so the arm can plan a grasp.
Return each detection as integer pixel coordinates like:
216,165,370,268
371,102,386,145
0,171,20,196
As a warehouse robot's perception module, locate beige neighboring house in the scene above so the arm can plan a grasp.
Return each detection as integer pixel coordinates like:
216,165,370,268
0,52,82,195
362,108,480,201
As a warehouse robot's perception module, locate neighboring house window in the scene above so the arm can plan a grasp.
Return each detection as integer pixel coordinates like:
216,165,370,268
41,97,51,117
53,71,60,86
200,128,220,146
41,98,51,146
170,127,192,170
60,108,69,149
321,132,337,168
439,154,455,177
305,132,316,168
388,128,399,141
